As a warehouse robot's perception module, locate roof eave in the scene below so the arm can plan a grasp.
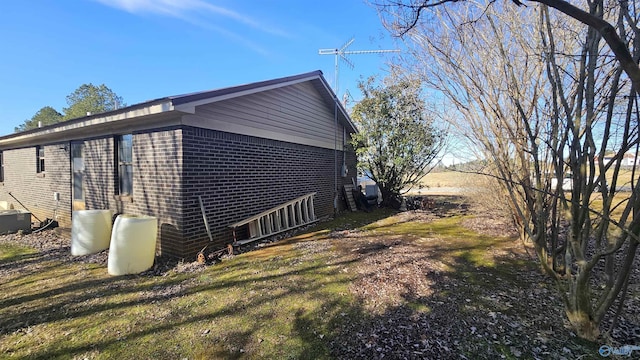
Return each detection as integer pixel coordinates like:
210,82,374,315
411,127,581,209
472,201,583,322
0,70,358,149
0,100,176,149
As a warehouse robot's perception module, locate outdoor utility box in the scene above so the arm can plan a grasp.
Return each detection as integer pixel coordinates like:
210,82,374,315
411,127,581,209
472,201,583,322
0,210,32,234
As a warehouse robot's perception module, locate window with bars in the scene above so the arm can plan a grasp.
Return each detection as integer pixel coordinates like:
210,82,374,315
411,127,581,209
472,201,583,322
36,146,45,173
72,143,84,201
116,134,133,196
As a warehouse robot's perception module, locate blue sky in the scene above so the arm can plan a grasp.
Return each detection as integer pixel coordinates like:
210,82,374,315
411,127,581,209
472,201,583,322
0,0,400,135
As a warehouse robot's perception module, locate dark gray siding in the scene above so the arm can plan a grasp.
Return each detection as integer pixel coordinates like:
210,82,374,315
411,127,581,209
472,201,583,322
80,128,184,258
0,76,357,260
182,81,346,150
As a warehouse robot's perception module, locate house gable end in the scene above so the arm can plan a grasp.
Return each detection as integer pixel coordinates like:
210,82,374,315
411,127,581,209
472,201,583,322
0,71,355,151
182,80,348,150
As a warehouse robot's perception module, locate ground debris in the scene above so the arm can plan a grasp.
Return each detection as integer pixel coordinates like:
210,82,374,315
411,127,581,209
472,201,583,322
0,228,207,278
2,196,638,359
321,201,624,359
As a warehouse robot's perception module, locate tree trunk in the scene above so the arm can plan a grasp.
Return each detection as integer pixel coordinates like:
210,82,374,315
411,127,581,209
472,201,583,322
380,187,400,209
566,309,600,341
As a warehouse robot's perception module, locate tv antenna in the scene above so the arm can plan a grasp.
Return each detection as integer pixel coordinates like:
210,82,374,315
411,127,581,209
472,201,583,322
342,89,354,106
318,38,399,96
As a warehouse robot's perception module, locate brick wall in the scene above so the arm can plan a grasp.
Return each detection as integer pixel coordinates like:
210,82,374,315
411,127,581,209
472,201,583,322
83,137,115,211
0,125,357,260
82,128,184,257
181,126,357,257
130,129,183,257
0,144,71,226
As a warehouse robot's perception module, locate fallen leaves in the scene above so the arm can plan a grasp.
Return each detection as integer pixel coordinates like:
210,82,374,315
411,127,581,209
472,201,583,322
320,200,607,359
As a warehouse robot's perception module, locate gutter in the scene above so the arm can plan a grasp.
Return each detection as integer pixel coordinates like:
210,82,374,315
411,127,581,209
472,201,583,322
0,100,177,149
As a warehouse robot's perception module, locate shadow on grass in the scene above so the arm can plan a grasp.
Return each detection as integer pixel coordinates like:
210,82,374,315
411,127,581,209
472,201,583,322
0,250,38,266
0,200,601,359
314,207,399,231
304,229,600,359
0,245,66,270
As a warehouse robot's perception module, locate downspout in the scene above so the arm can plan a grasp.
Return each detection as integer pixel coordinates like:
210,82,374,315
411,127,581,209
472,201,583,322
333,94,338,215
342,127,347,175
333,59,339,216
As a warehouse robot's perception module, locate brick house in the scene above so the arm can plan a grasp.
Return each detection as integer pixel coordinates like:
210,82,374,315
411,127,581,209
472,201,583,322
0,70,357,259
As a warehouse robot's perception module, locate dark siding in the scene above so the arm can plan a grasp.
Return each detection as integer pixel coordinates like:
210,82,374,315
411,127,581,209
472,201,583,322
131,129,184,257
0,127,357,260
84,137,116,210
183,81,346,150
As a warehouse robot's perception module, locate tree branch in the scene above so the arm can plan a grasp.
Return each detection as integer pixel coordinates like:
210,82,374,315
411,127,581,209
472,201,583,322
527,0,640,92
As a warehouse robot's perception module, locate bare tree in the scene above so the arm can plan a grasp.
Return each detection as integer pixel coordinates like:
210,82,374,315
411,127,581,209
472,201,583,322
377,0,640,340
376,0,640,90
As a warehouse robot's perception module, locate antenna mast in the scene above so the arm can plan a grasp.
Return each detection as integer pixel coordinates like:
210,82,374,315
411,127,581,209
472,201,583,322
318,37,399,96
319,38,399,214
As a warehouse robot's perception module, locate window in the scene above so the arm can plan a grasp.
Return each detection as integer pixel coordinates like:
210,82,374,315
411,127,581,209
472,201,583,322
0,151,4,182
117,134,133,196
36,146,45,173
71,143,84,200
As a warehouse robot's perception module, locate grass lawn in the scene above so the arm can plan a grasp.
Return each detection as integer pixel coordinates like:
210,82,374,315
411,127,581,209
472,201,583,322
0,199,602,359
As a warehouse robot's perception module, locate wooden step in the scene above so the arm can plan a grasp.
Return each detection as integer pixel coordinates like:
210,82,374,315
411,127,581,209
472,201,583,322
343,184,357,212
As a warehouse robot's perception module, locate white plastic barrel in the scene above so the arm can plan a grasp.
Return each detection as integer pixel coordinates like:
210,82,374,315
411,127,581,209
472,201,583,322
108,214,158,276
71,210,113,256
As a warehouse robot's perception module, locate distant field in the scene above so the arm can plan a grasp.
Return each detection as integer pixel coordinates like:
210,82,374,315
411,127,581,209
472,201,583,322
419,170,486,188
416,168,638,189
400,170,489,196
605,168,636,188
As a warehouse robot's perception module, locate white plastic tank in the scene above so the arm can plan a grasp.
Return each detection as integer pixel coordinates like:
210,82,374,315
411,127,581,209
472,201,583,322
0,201,13,210
71,210,113,256
108,214,158,276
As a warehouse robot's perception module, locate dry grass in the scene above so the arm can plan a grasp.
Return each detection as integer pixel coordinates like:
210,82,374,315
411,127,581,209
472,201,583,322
419,170,486,188
420,167,638,190
604,168,636,188
0,238,349,359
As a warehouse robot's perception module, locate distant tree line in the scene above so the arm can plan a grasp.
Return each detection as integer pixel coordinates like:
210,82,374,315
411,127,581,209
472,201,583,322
16,84,125,132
